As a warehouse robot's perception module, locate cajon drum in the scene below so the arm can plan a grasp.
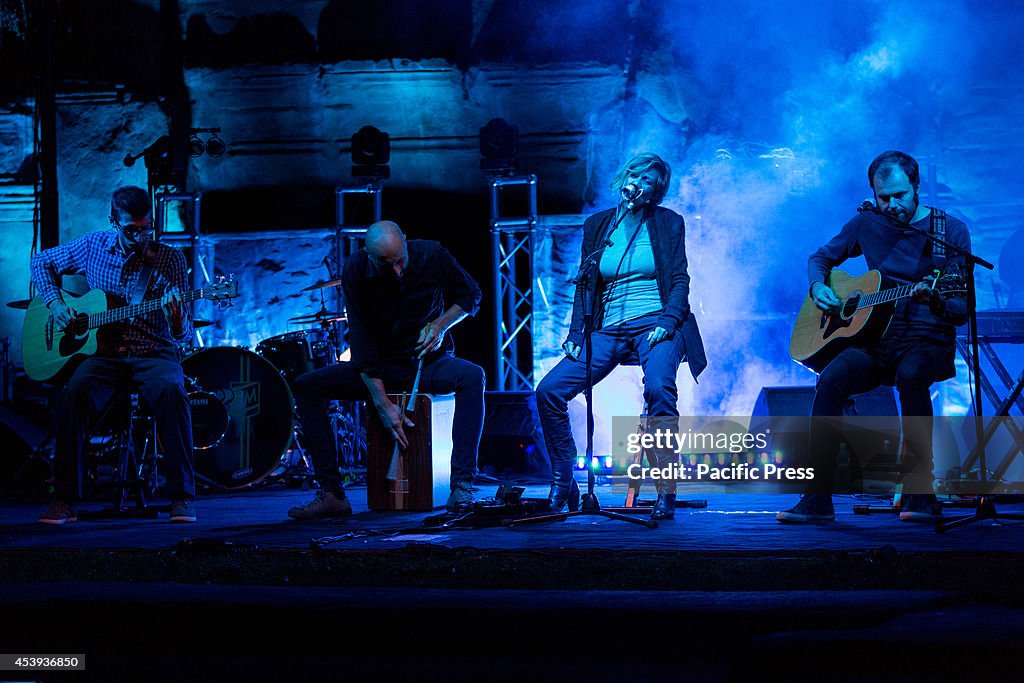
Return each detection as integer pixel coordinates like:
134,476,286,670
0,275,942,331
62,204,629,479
366,393,454,511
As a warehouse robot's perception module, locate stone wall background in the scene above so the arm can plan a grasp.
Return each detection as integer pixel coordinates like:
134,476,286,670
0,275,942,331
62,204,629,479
2,0,1023,420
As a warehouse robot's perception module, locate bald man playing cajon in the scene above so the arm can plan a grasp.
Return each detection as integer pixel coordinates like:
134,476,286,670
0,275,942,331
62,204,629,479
289,221,486,518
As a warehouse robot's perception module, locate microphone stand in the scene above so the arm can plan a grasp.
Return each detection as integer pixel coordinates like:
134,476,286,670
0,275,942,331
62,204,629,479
513,199,657,528
860,209,1022,531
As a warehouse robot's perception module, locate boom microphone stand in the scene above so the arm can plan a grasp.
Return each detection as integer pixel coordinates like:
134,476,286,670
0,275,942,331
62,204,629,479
513,191,657,529
859,205,1022,531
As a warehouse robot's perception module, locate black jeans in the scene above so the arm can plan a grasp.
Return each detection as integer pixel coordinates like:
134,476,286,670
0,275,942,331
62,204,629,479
807,334,949,494
56,354,195,503
293,353,485,491
536,312,688,470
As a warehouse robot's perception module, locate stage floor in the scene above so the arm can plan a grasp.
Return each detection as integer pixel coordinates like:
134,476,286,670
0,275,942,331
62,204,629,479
3,482,1024,681
3,481,1023,553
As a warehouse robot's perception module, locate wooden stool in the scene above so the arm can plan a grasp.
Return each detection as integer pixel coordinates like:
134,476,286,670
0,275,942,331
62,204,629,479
366,393,454,511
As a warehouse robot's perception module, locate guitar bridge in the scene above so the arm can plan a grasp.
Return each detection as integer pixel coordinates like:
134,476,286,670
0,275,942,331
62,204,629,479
45,314,54,351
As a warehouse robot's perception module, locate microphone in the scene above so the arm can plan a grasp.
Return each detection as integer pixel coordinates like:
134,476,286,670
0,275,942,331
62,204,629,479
621,184,644,203
856,199,878,213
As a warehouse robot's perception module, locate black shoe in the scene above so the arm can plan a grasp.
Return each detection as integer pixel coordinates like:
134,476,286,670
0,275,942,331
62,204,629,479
170,498,197,523
445,481,476,512
899,494,942,523
38,499,78,525
650,467,678,521
287,490,352,520
548,477,581,512
776,494,835,523
651,494,676,520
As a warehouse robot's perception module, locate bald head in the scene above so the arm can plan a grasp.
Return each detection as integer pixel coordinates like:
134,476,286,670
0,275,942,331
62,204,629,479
365,220,409,279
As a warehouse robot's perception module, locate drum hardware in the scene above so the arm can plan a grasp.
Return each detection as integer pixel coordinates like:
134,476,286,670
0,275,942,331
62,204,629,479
263,428,316,488
300,278,343,292
193,318,215,328
333,400,367,483
287,310,347,325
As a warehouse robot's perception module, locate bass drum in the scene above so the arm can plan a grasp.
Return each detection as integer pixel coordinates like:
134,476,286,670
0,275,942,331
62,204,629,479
182,347,294,489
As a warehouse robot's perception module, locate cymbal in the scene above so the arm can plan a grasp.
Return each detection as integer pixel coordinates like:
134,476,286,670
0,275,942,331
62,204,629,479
300,278,343,292
288,311,347,324
194,319,214,328
6,298,31,310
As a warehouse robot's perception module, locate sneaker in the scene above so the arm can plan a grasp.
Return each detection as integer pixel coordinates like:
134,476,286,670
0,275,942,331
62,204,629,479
169,498,198,523
776,494,835,523
899,494,942,523
38,499,78,525
445,481,475,512
287,490,352,521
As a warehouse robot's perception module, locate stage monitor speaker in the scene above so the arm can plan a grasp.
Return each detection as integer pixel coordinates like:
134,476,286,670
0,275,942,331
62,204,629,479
750,385,900,491
0,404,52,490
479,391,550,480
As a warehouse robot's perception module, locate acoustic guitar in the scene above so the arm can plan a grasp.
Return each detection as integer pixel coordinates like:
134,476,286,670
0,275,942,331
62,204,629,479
22,277,237,382
790,269,965,373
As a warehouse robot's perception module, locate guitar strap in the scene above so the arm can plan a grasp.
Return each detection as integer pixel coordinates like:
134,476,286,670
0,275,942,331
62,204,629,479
129,258,155,306
930,208,948,270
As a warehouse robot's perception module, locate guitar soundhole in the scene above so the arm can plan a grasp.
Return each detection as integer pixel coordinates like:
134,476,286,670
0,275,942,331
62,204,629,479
841,291,861,319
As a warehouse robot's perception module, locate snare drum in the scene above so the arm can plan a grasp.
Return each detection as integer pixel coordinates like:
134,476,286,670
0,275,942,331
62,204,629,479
182,347,295,489
257,330,332,384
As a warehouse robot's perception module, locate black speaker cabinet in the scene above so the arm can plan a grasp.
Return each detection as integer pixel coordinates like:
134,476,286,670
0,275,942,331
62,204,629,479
750,385,900,491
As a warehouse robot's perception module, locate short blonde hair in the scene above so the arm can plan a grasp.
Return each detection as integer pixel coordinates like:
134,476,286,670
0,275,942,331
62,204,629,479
609,152,671,205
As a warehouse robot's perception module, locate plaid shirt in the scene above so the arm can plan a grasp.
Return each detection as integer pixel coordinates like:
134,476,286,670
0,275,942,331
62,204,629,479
30,230,193,356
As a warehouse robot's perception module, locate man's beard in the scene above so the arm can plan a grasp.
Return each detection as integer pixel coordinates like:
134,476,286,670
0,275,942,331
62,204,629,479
886,189,918,223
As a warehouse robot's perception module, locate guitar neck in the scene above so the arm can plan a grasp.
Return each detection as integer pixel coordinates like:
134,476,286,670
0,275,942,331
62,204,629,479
87,288,206,330
855,282,916,310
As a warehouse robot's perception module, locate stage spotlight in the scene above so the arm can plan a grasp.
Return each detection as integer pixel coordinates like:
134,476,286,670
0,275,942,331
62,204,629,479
479,117,519,174
351,125,390,164
189,134,205,158
205,133,226,158
351,125,391,180
186,127,226,160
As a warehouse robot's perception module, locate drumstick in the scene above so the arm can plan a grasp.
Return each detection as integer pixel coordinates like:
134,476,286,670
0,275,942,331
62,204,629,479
387,358,424,481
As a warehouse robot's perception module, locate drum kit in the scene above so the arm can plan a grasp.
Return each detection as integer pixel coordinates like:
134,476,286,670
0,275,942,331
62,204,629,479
177,275,366,490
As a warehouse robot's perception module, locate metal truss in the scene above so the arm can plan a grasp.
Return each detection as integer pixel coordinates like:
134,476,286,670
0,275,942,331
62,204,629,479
489,174,537,391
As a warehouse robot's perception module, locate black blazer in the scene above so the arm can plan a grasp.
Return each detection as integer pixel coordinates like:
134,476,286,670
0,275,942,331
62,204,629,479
565,205,707,381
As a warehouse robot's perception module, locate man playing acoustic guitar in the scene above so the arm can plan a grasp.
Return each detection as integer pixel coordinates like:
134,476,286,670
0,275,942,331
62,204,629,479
30,185,197,524
778,151,970,524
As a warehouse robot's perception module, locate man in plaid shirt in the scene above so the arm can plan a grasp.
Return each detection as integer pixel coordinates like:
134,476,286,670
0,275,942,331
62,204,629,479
30,185,197,524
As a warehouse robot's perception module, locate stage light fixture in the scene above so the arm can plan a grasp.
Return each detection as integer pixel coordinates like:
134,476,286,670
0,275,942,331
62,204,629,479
189,134,205,158
350,125,391,180
122,135,176,186
205,133,226,158
186,127,227,160
479,117,519,174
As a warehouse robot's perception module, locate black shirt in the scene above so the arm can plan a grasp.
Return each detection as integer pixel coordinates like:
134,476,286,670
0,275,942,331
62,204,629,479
341,239,482,377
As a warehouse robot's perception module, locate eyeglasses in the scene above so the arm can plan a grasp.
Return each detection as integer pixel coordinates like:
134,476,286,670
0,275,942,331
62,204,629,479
110,217,155,235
